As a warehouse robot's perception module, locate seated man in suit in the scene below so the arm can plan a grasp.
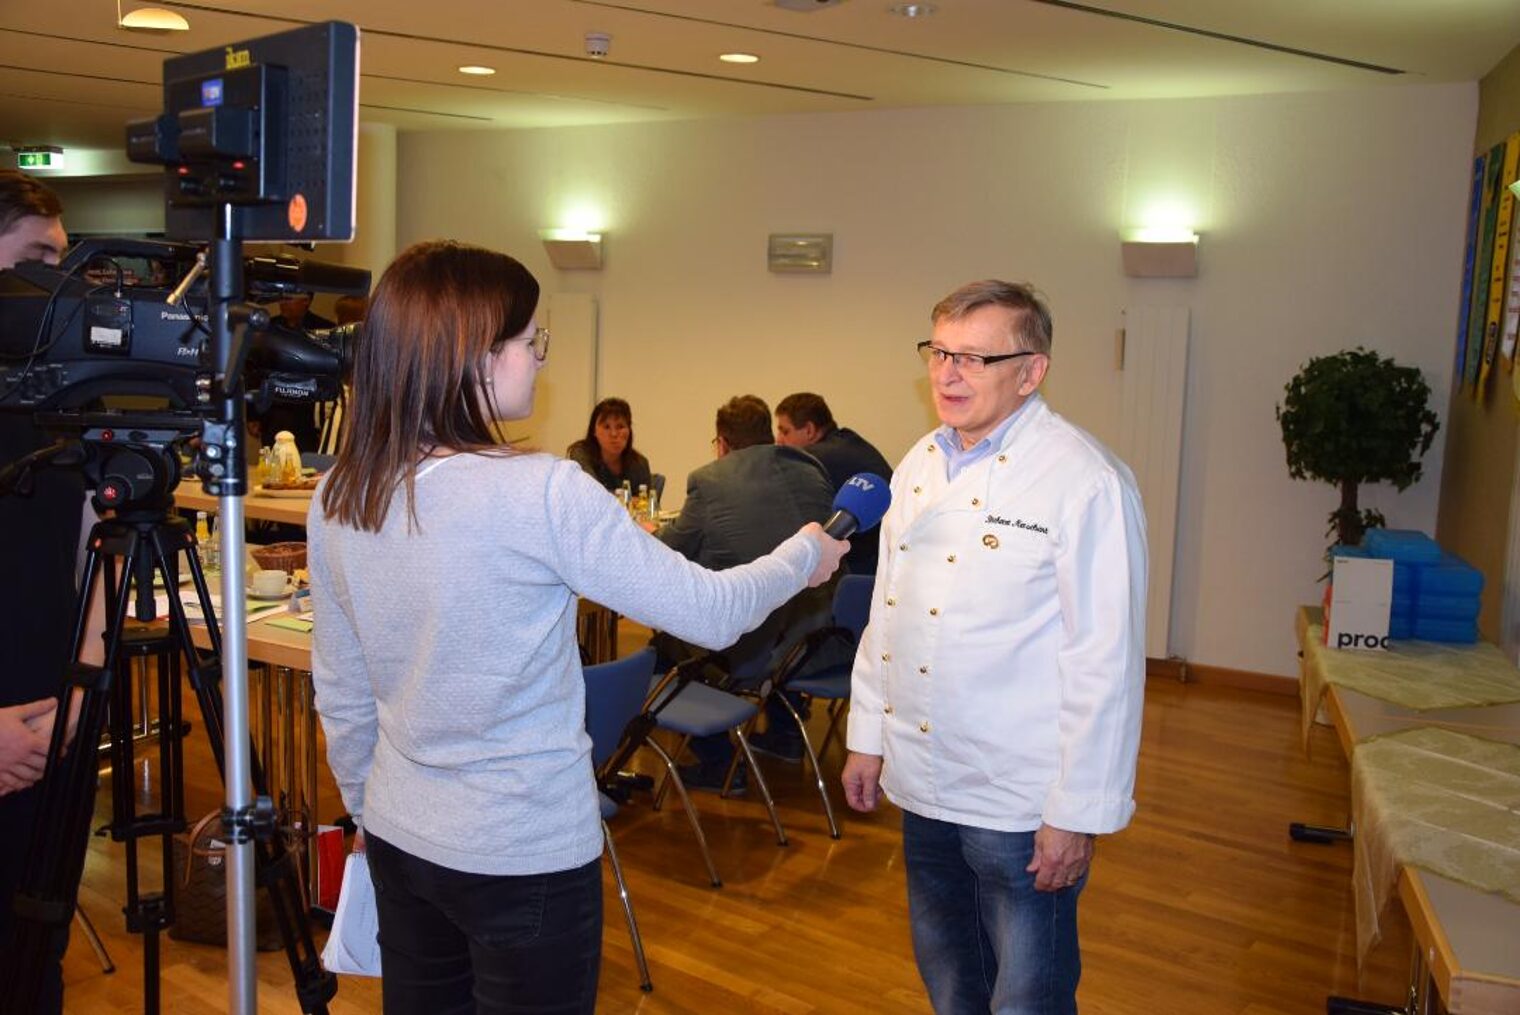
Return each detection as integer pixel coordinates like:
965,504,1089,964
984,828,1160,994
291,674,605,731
775,392,892,576
655,395,834,787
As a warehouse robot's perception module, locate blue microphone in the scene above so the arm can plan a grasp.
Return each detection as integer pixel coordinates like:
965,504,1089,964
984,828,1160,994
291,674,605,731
824,473,892,539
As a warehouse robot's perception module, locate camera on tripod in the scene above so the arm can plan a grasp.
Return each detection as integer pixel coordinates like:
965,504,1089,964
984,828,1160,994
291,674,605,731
0,21,361,1015
0,238,365,411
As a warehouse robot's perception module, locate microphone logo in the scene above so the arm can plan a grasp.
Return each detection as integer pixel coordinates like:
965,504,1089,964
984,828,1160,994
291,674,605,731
845,475,876,492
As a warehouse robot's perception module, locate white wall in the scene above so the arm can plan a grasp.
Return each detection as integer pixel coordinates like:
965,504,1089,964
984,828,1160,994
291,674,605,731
395,83,1477,677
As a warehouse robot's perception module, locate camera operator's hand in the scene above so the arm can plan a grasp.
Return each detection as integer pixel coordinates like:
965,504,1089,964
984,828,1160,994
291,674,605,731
0,698,57,795
26,688,83,757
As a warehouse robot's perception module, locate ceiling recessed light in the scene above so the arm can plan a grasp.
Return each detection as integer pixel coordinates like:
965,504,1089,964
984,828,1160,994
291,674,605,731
458,65,496,76
889,2,938,16
117,4,190,31
719,52,760,64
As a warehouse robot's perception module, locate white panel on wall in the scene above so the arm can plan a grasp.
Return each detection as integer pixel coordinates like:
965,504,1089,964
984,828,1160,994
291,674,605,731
1502,438,1520,664
1118,306,1189,661
501,293,596,457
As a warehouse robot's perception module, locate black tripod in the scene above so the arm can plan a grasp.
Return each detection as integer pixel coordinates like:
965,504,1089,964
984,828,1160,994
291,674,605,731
0,444,336,1014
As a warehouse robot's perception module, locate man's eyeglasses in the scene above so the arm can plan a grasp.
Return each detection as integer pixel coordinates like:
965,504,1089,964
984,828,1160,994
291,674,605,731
916,341,1035,375
529,326,551,362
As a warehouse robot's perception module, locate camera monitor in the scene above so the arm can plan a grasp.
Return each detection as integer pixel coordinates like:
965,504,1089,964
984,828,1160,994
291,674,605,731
127,21,359,243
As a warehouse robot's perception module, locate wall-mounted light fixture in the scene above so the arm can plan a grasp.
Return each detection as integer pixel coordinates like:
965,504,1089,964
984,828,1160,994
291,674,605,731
540,228,603,270
1120,227,1199,278
1510,179,1520,200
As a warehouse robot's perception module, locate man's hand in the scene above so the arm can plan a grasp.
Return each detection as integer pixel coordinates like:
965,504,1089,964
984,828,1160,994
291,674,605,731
0,699,58,796
841,751,883,812
1025,823,1094,892
26,688,83,757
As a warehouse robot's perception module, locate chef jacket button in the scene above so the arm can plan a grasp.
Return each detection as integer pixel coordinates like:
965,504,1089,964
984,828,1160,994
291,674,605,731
919,721,930,733
885,704,894,715
899,542,908,551
946,554,956,563
919,665,929,674
997,454,1007,463
971,497,981,507
929,607,939,616
881,652,891,662
886,597,897,606
913,485,922,494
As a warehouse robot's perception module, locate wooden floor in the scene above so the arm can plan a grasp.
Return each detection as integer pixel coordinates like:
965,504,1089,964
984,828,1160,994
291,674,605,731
57,672,1414,1014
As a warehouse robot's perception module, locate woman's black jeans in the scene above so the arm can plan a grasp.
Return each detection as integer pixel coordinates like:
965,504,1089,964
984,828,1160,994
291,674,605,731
365,832,602,1015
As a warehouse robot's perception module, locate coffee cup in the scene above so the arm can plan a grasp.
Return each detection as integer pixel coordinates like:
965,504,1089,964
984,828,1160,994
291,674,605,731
250,569,289,597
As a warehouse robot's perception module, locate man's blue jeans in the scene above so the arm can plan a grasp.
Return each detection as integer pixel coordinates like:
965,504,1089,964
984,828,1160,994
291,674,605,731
902,811,1085,1015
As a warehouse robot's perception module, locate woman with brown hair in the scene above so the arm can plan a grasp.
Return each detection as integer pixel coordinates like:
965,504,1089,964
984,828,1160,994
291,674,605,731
307,239,845,1014
566,397,652,493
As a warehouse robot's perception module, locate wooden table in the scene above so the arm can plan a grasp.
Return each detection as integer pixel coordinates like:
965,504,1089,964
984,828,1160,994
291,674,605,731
189,612,322,885
173,481,314,527
1296,606,1520,1013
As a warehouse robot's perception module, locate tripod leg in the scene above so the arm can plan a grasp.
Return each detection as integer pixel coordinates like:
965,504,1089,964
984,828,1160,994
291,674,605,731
73,906,116,975
1,528,132,1012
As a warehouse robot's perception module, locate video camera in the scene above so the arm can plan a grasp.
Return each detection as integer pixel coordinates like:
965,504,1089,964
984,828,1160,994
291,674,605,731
0,237,367,414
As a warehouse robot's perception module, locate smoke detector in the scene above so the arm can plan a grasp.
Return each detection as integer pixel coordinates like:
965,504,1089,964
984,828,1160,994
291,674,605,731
773,0,845,11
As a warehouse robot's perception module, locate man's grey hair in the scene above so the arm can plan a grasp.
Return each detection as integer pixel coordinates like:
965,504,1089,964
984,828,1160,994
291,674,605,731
931,279,1053,356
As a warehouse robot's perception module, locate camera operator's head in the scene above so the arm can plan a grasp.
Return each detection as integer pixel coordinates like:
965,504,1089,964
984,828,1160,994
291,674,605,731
0,169,66,270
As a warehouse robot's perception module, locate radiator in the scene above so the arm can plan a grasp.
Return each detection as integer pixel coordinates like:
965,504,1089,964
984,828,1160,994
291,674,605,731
1117,307,1191,660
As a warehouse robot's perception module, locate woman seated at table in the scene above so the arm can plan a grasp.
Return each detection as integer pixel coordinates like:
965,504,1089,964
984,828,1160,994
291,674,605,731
307,239,845,1015
565,397,652,493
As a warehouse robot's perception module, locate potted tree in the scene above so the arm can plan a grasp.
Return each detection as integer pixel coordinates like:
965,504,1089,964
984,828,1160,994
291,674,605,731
1276,347,1440,548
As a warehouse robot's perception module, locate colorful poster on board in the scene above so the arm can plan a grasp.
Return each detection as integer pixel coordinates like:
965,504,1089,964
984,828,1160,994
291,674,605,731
1478,133,1520,399
1465,145,1504,392
1457,153,1487,381
1504,197,1520,375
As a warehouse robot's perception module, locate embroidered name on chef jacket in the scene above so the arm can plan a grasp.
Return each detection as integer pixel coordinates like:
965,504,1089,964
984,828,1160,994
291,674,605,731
984,513,1050,535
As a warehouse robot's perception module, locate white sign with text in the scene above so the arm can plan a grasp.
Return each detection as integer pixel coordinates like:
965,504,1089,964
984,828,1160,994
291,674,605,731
1326,555,1394,651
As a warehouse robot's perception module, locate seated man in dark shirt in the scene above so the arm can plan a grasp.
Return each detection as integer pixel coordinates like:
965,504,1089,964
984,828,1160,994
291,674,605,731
655,395,834,785
775,392,893,576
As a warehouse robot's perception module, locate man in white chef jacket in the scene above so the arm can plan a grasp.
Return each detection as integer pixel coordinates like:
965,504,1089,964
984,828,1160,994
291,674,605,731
841,279,1147,1015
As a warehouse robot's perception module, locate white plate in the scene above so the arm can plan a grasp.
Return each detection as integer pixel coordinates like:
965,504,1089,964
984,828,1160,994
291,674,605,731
247,585,295,601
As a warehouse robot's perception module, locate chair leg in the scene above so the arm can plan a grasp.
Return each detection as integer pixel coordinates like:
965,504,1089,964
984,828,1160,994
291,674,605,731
650,733,691,812
602,821,653,992
644,739,722,888
734,727,788,847
814,699,848,765
775,693,840,839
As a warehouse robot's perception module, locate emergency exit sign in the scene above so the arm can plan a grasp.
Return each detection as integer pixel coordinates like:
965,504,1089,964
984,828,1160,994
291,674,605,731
16,149,62,169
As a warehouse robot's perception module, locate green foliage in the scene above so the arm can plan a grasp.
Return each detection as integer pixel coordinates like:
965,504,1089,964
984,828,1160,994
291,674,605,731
1276,347,1439,548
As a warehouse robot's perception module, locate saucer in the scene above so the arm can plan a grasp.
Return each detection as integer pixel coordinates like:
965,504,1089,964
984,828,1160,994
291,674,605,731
247,584,295,601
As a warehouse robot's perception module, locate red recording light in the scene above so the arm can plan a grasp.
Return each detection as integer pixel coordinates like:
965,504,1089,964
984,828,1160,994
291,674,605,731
232,160,245,170
100,429,115,441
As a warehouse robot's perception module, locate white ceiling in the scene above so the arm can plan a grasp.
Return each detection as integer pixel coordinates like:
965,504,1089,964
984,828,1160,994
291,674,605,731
2,0,1518,165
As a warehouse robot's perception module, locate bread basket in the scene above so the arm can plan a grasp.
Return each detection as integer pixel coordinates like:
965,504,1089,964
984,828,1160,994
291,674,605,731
250,541,307,574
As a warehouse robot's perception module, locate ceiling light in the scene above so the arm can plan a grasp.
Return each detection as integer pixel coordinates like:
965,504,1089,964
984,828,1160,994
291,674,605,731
458,65,496,76
117,3,190,31
889,3,938,16
719,53,760,64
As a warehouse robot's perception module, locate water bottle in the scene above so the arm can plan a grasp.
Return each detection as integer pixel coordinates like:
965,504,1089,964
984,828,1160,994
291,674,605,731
194,511,218,570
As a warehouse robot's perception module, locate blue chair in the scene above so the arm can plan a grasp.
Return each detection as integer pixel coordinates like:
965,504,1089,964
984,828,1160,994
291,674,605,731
582,648,658,992
764,574,875,838
638,660,777,888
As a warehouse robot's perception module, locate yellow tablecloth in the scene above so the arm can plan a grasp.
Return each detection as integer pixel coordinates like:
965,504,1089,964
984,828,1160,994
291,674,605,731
1351,726,1520,961
1300,617,1520,747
